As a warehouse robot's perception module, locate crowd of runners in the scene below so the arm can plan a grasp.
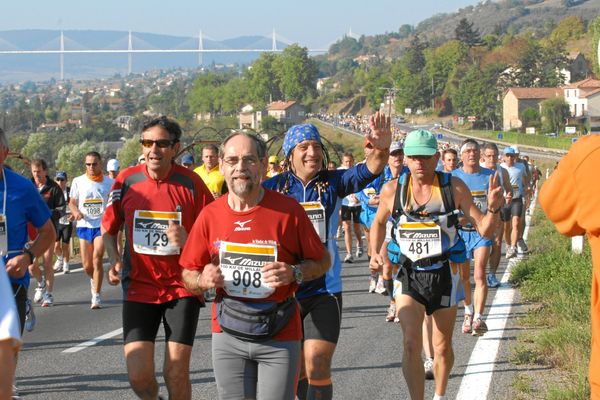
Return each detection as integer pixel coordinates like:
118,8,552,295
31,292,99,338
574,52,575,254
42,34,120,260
1,113,542,400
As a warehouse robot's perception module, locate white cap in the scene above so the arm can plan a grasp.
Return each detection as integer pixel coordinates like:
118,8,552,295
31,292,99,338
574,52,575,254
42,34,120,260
107,159,120,172
510,145,520,154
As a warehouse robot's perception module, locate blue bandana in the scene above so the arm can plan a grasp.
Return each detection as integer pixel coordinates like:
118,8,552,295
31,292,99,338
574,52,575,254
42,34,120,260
282,124,322,157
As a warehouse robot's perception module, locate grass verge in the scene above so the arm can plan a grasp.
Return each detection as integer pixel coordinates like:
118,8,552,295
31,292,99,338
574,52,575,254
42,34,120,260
509,207,591,399
453,129,574,151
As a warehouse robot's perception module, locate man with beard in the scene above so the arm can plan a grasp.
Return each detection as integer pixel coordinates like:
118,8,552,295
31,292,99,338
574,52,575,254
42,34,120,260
102,116,213,400
263,113,391,400
180,132,329,399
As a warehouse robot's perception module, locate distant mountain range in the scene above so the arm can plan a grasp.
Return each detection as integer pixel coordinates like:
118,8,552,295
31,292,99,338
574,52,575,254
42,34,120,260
0,30,291,82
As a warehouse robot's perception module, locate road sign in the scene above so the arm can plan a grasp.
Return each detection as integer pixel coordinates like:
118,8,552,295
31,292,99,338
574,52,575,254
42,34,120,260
467,116,477,122
437,133,443,140
497,133,504,140
572,138,578,143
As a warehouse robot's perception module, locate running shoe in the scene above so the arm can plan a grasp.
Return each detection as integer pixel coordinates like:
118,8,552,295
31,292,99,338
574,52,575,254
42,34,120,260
344,254,353,263
462,314,473,334
41,292,54,307
368,276,377,293
375,277,388,295
63,260,70,274
517,239,529,254
424,357,434,380
472,317,488,336
487,273,500,288
394,316,400,323
355,247,363,258
505,246,517,259
33,285,45,304
24,299,36,332
385,303,396,322
53,257,63,272
91,293,102,310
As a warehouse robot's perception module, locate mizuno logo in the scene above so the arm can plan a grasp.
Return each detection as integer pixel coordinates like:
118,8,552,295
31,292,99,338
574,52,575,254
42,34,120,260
224,256,242,264
234,219,252,231
137,221,165,230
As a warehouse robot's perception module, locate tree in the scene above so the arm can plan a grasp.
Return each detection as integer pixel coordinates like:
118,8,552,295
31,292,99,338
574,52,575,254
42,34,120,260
521,107,541,130
22,132,54,165
541,98,570,133
591,16,600,77
273,44,318,102
455,18,483,47
187,73,224,115
55,141,96,180
549,16,584,44
116,137,143,169
246,53,281,107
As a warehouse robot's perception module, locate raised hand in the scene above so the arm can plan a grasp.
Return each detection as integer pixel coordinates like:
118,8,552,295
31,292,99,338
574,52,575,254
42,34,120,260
487,172,504,211
366,111,392,151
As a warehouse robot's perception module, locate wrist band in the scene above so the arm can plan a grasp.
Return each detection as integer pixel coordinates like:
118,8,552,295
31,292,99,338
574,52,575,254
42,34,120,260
487,207,499,214
23,248,35,264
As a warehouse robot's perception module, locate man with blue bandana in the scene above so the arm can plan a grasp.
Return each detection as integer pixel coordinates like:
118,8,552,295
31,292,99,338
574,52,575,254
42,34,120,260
263,112,391,400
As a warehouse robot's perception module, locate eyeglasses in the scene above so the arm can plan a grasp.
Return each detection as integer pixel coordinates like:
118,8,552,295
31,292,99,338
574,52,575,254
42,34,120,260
56,178,65,181
222,156,259,167
85,163,98,167
139,139,177,148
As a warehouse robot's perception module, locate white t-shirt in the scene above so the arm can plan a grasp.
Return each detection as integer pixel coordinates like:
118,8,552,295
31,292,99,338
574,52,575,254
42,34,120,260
0,261,21,349
70,174,114,228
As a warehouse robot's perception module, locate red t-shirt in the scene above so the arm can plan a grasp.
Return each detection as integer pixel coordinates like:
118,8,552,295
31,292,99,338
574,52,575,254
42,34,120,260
102,163,213,304
179,189,326,341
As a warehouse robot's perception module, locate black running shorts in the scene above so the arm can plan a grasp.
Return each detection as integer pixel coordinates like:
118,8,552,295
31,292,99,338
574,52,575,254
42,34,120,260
397,262,453,316
123,297,201,346
298,293,343,344
341,206,361,223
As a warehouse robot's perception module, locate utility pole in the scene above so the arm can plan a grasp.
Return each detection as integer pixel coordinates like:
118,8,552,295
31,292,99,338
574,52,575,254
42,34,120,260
431,76,434,110
379,87,398,117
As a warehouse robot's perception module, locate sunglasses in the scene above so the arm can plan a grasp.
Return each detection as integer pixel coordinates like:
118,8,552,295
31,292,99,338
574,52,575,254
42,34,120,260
139,139,177,148
85,163,98,167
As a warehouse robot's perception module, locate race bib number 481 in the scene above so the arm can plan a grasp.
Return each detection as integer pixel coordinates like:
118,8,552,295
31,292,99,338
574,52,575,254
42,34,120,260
396,221,443,262
132,210,181,255
219,242,277,299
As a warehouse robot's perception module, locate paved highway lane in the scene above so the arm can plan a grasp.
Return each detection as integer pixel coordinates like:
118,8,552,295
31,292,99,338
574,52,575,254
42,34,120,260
15,240,530,399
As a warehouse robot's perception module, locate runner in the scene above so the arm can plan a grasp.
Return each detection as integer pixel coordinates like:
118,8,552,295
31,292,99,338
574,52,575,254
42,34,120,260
369,129,503,400
53,171,73,274
539,134,600,400
0,262,21,400
339,152,363,263
452,139,495,336
0,128,56,399
102,116,213,400
180,153,195,170
194,144,227,198
510,145,531,254
480,143,512,288
440,148,458,173
180,131,329,400
267,155,281,177
29,159,65,307
107,158,120,179
263,113,391,400
69,151,113,309
500,147,527,259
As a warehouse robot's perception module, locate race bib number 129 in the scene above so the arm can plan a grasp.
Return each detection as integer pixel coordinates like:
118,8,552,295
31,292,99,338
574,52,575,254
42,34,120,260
132,210,181,255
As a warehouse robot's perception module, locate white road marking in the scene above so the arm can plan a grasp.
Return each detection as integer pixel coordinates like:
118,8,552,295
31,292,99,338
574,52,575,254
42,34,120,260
62,328,123,353
456,193,536,399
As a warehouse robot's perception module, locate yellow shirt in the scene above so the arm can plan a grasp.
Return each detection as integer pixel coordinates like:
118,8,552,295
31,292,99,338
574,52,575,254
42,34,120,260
194,164,225,198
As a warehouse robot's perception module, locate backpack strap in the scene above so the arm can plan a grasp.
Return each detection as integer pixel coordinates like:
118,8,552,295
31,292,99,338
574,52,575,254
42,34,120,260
391,171,409,220
436,171,458,228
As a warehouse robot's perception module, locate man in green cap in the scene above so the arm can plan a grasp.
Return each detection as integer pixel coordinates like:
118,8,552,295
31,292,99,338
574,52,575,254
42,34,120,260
369,129,504,400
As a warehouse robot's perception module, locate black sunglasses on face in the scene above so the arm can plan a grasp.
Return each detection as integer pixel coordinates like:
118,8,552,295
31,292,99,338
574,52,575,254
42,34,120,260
139,139,177,148
85,163,98,167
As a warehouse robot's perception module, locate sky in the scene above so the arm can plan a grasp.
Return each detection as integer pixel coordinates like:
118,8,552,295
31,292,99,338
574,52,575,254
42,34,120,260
1,0,482,48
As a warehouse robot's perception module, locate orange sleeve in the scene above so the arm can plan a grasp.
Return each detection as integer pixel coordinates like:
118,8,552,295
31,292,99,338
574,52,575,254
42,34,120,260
539,135,600,237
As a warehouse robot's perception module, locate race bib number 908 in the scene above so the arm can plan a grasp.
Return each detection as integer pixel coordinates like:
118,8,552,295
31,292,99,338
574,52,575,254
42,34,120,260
219,242,277,299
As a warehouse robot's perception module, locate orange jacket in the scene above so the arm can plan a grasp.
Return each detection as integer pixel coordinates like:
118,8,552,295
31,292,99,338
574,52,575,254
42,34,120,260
539,134,600,399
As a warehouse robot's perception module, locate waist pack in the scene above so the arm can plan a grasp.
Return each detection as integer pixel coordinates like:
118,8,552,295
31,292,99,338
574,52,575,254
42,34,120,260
216,296,297,342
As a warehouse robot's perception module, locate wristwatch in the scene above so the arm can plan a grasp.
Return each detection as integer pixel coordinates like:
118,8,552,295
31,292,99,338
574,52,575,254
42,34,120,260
23,243,34,264
291,264,304,285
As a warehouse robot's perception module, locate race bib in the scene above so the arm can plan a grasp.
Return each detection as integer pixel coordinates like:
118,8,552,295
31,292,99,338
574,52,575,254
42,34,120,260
396,221,443,262
132,210,182,255
300,202,326,242
219,242,277,299
0,214,7,256
364,187,377,198
471,190,487,213
82,198,104,219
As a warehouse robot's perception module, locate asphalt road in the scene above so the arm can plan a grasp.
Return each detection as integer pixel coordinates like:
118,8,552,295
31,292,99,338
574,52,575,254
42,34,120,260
15,234,530,399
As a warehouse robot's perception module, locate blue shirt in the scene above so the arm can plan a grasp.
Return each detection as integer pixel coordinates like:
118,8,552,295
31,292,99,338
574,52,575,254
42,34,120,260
1,167,52,287
263,163,377,298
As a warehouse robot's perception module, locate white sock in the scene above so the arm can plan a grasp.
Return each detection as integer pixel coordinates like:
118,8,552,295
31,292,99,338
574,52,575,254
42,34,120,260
433,394,448,400
56,256,63,262
464,304,473,315
474,312,482,321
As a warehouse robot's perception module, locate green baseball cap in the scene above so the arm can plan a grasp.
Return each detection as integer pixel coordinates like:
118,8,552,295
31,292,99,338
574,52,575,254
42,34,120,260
404,129,437,156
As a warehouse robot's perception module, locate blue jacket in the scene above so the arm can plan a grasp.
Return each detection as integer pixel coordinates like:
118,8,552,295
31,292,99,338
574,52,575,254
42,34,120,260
263,163,377,299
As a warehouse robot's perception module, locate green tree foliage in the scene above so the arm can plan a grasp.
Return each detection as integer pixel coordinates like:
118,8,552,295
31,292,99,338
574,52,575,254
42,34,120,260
426,40,467,100
246,53,281,107
455,18,483,47
22,132,53,163
591,16,600,77
329,36,362,58
521,107,541,129
398,24,414,39
501,39,568,87
188,73,226,115
116,137,143,169
55,141,96,180
548,16,585,44
392,36,430,112
541,97,570,133
273,44,318,102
